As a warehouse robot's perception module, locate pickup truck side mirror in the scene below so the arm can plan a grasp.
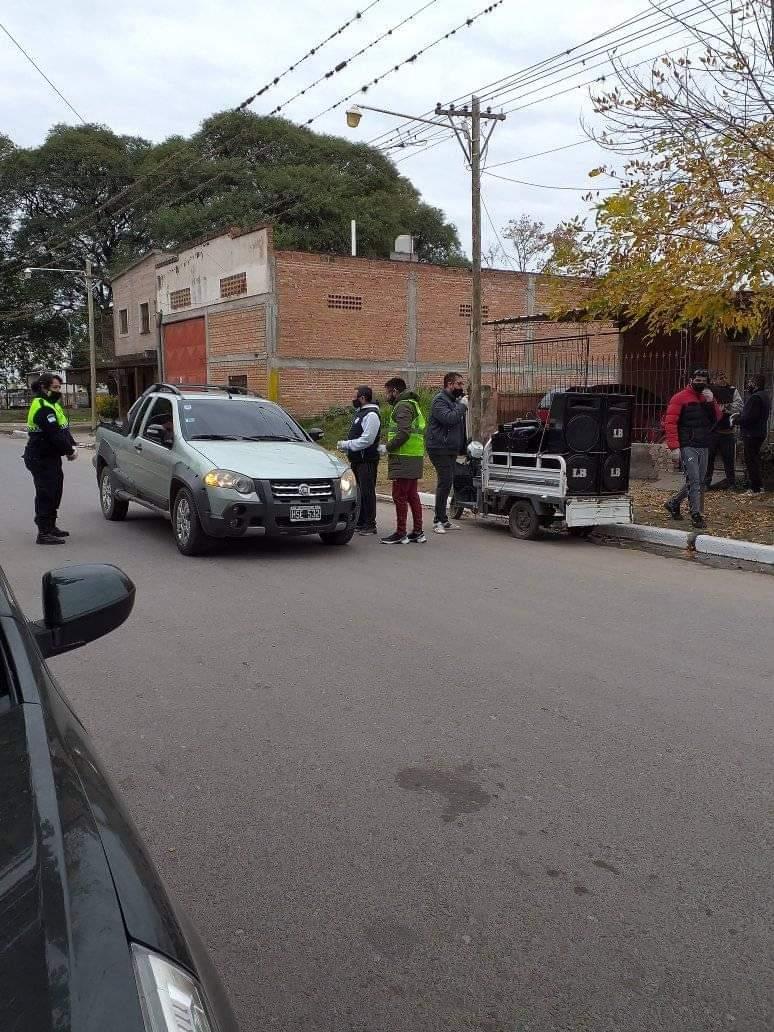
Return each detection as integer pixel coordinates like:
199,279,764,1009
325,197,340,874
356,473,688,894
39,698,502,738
31,564,136,659
307,427,324,442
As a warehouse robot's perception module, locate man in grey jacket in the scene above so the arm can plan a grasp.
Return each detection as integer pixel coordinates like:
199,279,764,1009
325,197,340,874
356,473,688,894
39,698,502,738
425,372,468,533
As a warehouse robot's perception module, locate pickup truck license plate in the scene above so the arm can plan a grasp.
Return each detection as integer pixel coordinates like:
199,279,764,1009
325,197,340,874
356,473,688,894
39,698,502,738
289,504,322,522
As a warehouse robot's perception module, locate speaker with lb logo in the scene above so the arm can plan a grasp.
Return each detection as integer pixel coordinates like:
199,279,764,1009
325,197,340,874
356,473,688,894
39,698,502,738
565,453,599,495
546,393,604,453
603,394,634,453
600,452,630,494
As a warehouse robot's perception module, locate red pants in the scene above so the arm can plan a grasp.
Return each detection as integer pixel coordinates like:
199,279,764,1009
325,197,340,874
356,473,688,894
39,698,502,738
391,478,423,535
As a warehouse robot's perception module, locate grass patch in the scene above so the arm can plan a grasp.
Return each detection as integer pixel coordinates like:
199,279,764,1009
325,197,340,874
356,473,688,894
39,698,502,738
632,482,774,545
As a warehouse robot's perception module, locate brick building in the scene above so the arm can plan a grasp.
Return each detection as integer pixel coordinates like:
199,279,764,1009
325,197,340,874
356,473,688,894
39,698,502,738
108,225,618,418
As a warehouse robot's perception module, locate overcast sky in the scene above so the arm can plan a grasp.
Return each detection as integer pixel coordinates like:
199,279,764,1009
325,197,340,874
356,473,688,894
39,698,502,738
0,0,701,263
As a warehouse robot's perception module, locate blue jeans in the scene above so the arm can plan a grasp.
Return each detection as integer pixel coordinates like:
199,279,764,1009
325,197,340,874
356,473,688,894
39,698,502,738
671,447,708,515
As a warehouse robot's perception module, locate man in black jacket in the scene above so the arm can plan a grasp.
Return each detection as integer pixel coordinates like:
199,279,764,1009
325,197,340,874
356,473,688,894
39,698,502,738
337,386,381,535
705,371,742,490
737,374,771,496
425,372,468,534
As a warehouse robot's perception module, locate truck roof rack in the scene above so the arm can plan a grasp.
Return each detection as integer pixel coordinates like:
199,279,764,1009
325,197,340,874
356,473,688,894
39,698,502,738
144,382,263,399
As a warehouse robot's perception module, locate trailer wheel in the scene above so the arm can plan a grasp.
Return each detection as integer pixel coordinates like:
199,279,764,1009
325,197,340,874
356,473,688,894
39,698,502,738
508,501,540,540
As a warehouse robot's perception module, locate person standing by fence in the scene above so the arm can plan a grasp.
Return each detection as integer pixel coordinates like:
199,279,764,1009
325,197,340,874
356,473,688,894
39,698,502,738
737,374,771,496
663,368,722,529
705,371,742,491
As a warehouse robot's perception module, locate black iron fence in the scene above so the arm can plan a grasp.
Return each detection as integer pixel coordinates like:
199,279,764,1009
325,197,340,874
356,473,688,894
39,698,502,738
495,335,695,443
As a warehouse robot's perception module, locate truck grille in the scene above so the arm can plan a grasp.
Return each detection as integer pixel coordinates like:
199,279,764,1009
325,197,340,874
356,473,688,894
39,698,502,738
269,479,335,501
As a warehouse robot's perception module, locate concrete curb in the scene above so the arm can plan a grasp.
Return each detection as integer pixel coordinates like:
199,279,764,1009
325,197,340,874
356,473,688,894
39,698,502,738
594,523,695,549
694,534,774,565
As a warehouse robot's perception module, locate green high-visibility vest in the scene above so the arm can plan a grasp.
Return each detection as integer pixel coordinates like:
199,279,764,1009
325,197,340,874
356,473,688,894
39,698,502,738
26,396,69,433
387,398,426,457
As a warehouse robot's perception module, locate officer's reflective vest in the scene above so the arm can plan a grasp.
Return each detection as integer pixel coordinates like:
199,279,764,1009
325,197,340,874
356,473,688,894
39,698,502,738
26,396,69,433
387,398,426,457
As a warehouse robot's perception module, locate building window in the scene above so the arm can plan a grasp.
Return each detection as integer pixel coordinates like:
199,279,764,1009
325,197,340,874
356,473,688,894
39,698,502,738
459,302,489,318
220,272,248,299
228,374,248,390
327,293,363,311
170,287,191,311
139,301,151,335
119,308,129,335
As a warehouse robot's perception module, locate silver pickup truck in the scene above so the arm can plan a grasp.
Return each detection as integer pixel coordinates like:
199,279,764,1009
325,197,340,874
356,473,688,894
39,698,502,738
94,384,358,555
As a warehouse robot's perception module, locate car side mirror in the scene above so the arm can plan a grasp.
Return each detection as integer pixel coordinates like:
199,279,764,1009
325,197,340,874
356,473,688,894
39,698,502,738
307,427,324,442
30,564,135,659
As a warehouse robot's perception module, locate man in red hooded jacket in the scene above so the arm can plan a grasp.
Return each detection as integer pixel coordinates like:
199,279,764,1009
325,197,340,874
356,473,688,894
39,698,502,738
663,367,723,529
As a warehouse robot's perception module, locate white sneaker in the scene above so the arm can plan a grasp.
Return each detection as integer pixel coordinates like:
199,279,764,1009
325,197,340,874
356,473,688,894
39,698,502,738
433,521,446,534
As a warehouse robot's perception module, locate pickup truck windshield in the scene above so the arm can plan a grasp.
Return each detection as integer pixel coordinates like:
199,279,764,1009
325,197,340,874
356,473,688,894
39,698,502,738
180,400,307,443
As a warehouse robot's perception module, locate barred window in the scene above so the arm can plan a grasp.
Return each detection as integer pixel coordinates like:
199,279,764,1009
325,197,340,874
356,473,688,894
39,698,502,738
118,308,129,334
228,375,248,390
220,272,247,299
459,302,489,318
327,293,363,311
170,287,191,311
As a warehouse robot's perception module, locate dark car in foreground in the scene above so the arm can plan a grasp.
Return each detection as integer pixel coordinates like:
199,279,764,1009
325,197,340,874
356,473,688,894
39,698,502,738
0,562,239,1032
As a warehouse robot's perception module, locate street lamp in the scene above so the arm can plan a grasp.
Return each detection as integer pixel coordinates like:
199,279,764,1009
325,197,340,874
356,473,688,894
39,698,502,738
346,99,505,440
23,261,99,433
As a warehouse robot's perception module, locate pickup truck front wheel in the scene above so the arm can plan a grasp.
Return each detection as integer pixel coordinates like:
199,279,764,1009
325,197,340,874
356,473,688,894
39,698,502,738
320,526,355,546
100,467,129,521
172,487,209,556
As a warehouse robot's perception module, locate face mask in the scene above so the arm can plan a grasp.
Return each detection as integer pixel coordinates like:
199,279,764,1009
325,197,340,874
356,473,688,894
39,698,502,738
691,381,706,394
352,398,362,409
451,387,465,399
48,390,62,403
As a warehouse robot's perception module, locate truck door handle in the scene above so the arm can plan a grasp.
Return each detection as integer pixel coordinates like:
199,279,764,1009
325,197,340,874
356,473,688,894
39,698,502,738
134,442,143,452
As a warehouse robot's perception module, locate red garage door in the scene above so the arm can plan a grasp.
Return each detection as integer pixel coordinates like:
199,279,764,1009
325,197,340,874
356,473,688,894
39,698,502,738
164,318,206,384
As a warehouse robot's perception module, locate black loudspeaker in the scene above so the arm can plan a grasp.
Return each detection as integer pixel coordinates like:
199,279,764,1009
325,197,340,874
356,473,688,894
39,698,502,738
565,453,599,495
600,452,630,494
603,394,634,453
546,393,604,453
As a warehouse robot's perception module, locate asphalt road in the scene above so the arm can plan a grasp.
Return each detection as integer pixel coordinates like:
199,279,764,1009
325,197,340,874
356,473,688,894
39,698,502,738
2,437,773,1032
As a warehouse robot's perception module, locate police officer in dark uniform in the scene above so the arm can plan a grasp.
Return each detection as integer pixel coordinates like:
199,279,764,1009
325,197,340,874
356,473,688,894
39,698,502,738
337,385,381,536
23,373,77,544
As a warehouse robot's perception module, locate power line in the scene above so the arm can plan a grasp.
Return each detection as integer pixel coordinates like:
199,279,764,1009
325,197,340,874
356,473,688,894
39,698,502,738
484,170,619,191
372,0,723,152
394,6,724,163
486,138,591,170
480,191,518,271
268,0,442,118
367,0,693,147
0,20,86,122
235,0,386,111
302,0,506,127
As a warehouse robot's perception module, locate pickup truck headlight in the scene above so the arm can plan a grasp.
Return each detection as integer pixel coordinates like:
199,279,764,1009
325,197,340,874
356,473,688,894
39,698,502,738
203,469,253,494
339,469,357,498
131,944,215,1032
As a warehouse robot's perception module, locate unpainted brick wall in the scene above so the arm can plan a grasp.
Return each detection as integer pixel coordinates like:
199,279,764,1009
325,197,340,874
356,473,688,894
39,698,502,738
208,305,266,356
208,359,268,396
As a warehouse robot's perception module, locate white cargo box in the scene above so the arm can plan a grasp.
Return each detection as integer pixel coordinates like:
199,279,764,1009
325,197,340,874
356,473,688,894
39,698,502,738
565,495,632,528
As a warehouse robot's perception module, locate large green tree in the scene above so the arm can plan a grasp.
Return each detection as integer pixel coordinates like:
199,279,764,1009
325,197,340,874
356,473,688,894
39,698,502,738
0,113,462,377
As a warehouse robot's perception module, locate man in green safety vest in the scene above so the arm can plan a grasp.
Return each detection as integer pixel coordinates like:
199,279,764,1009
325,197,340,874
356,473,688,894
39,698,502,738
379,377,426,545
23,372,78,544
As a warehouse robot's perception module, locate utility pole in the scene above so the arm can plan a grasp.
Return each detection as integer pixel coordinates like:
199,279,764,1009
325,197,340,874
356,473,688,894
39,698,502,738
435,96,505,440
85,258,97,433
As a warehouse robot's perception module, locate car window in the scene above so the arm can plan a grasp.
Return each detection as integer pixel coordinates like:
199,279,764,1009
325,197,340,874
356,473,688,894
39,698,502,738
142,398,175,444
127,396,153,436
180,400,307,443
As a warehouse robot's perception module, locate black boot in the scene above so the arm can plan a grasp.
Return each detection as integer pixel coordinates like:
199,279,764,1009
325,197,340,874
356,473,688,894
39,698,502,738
37,532,66,545
50,527,70,537
664,500,683,521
